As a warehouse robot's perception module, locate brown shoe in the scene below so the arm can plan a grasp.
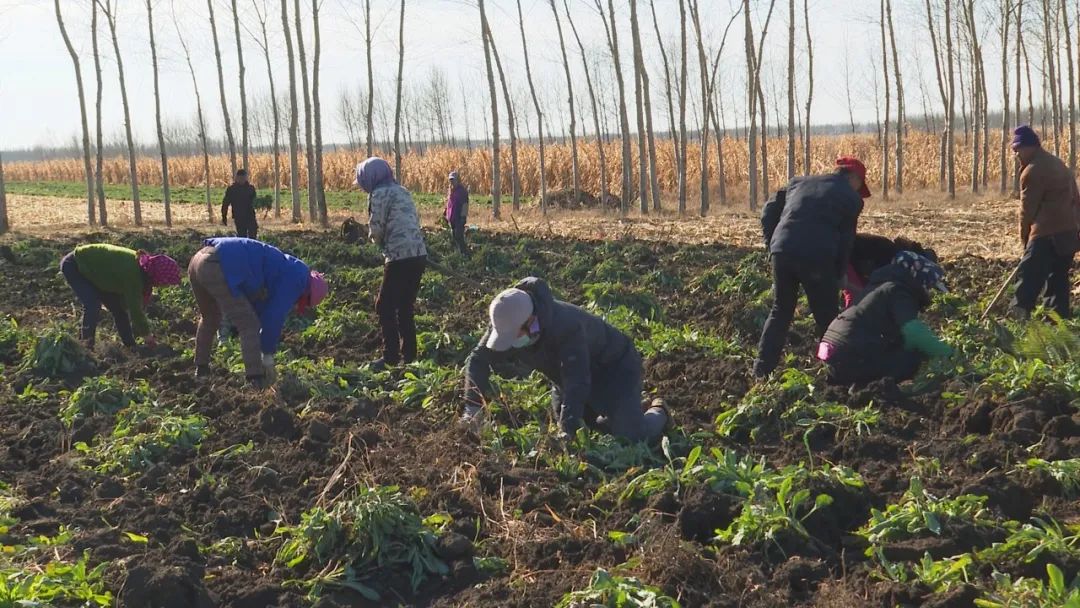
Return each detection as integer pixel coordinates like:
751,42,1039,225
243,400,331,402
646,398,673,433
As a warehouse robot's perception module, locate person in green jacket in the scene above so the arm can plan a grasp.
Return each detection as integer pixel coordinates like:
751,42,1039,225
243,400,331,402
60,244,182,350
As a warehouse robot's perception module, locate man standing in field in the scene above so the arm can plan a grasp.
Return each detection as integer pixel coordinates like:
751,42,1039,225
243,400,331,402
1010,125,1080,319
222,169,259,239
446,171,469,255
753,157,869,379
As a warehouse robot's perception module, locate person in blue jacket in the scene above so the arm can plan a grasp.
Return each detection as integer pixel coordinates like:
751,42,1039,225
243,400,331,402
188,237,328,387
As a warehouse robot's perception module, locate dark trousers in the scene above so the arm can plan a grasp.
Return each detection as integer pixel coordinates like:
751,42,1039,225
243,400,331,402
825,347,924,386
755,253,840,375
1012,235,1073,318
450,218,467,254
376,256,426,364
235,220,258,240
60,253,136,348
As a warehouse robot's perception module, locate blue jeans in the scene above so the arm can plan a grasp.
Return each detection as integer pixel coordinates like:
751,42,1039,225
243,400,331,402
60,253,136,347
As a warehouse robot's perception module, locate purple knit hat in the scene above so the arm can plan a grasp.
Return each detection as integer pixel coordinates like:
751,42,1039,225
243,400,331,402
1011,125,1040,149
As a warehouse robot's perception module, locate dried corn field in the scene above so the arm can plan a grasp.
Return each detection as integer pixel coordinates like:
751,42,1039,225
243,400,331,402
6,131,1024,204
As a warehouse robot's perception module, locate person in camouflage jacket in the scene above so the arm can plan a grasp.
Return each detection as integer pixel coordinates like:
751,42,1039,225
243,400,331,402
356,157,428,369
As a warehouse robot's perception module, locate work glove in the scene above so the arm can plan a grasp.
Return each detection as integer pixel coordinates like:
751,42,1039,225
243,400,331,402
261,353,277,385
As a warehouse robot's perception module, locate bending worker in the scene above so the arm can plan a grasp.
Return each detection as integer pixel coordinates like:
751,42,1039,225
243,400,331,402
188,237,327,387
818,251,952,385
461,277,670,443
60,244,181,350
754,156,869,378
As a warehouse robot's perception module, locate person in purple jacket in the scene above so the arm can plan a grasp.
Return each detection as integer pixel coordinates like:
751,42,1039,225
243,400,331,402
445,171,469,255
188,237,328,387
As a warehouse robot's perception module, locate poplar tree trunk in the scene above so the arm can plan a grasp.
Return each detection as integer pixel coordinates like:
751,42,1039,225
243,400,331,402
281,0,302,222
517,0,547,212
886,0,903,193
564,0,608,208
484,26,521,210
100,1,142,225
208,0,238,176
147,0,171,227
293,0,316,221
232,0,249,171
1014,1,1023,195
744,0,759,210
363,0,374,156
550,0,580,206
630,0,649,213
596,0,633,215
0,151,7,234
393,0,405,181
690,0,710,216
1043,0,1061,155
478,0,501,219
312,0,327,226
678,0,688,215
1001,0,1013,194
925,0,950,192
254,1,282,218
945,0,956,198
802,0,813,174
786,0,796,180
650,0,680,200
175,13,212,221
880,0,891,200
57,0,96,226
1062,0,1077,170
91,1,106,225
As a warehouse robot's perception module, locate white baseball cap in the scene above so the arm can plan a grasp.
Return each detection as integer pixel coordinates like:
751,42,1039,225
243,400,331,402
486,288,534,351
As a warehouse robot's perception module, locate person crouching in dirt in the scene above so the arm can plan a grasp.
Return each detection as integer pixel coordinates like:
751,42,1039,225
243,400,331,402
818,252,952,386
753,157,869,379
188,237,328,388
446,171,469,255
844,234,938,308
1010,125,1080,320
460,277,671,443
222,169,259,239
356,157,428,371
60,244,182,350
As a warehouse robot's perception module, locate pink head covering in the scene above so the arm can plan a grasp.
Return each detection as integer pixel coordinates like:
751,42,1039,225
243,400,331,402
137,252,181,304
297,270,328,314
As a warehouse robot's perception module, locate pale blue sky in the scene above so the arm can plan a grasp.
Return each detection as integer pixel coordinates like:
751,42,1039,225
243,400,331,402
0,0,1014,153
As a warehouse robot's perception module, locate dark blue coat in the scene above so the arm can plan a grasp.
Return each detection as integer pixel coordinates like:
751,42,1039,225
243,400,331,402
761,173,864,274
205,237,309,354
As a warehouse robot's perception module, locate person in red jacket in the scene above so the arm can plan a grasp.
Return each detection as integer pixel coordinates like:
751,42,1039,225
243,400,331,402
60,244,181,350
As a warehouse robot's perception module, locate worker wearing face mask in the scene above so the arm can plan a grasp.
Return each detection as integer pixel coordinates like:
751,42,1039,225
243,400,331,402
460,277,671,443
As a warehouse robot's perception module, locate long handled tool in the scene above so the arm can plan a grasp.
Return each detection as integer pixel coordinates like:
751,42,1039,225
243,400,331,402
981,264,1021,321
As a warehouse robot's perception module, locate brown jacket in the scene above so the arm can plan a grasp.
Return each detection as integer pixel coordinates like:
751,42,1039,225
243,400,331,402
1019,147,1079,244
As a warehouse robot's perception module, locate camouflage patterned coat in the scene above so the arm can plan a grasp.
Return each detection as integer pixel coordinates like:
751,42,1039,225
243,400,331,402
368,184,427,263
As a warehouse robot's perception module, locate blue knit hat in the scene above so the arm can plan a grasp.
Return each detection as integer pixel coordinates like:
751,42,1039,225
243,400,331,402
892,251,948,293
1011,125,1040,149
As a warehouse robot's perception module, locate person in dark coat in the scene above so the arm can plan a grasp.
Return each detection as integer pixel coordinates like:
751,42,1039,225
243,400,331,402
1010,125,1080,319
844,234,938,307
819,251,952,386
222,169,259,239
445,171,469,255
753,157,869,378
460,277,670,443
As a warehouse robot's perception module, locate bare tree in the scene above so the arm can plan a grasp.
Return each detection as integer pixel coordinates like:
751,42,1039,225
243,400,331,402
925,0,950,192
786,0,796,180
801,0,813,173
478,0,501,219
91,0,106,225
744,0,759,208
55,0,96,226
0,150,7,234
1041,0,1061,154
1061,0,1076,169
98,0,141,225
678,0,689,214
253,0,282,217
147,0,171,227
281,0,302,221
879,0,891,200
293,0,316,221
689,0,711,216
232,0,249,170
635,4,661,213
650,0,679,200
750,0,779,204
843,50,856,134
363,0,374,156
517,0,548,212
174,2,213,220
629,0,650,213
312,0,327,226
596,0,632,215
393,0,405,179
484,20,521,210
886,0,903,193
550,0,580,205
1013,0,1023,194
208,0,238,176
565,0,608,207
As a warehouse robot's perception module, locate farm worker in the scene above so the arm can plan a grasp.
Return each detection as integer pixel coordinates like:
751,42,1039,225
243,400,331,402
59,244,181,350
188,237,328,387
222,169,259,239
1010,125,1080,319
460,277,671,443
818,251,952,385
355,157,428,370
843,234,938,308
753,157,869,378
446,171,469,255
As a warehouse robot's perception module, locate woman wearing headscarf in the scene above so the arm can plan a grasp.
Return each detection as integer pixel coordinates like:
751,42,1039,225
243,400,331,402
355,157,428,370
445,171,469,255
188,237,328,388
60,244,182,350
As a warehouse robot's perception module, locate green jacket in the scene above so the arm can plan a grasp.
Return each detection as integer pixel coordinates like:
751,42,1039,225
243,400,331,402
73,244,150,336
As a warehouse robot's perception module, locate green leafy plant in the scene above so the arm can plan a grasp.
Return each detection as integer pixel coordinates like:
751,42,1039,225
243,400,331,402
975,564,1080,608
859,477,997,550
1021,458,1080,497
0,317,24,365
26,327,89,377
715,475,832,549
715,368,817,440
556,568,681,608
0,552,112,607
393,362,457,410
74,405,209,474
60,376,152,427
979,518,1080,566
584,282,662,320
874,550,975,592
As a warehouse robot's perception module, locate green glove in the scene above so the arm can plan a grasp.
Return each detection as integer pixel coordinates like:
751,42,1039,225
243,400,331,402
901,320,953,358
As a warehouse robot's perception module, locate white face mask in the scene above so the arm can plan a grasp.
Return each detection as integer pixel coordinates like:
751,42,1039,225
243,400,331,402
511,334,535,349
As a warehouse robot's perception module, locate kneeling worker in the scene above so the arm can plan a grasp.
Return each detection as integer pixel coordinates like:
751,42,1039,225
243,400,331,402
818,252,952,385
461,277,670,442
